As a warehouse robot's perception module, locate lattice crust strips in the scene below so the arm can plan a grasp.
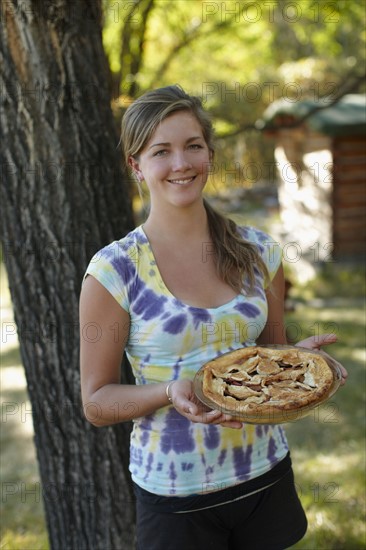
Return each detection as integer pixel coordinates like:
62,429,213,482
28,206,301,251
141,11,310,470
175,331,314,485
202,347,334,414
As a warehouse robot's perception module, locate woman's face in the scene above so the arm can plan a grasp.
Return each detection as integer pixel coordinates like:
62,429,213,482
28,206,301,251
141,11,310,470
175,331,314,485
129,110,212,210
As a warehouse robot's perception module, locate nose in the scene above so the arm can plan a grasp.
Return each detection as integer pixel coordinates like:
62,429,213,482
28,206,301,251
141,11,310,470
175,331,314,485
171,151,192,172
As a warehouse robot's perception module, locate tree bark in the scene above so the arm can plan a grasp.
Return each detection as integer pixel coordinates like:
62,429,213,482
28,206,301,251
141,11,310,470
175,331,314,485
0,1,136,548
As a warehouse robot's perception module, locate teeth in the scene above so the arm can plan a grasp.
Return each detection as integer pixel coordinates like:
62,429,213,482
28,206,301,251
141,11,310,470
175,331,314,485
169,177,195,185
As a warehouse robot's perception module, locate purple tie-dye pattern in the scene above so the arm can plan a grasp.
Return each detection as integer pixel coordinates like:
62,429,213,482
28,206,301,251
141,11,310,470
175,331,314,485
143,452,154,482
134,288,167,320
279,426,288,448
169,462,177,493
86,224,288,495
188,307,212,329
140,430,149,447
254,284,265,298
111,252,136,285
182,462,194,472
256,425,263,438
233,445,253,481
255,229,269,243
238,227,250,239
137,354,151,384
234,302,260,318
203,425,220,450
135,229,148,244
218,449,227,466
130,446,143,467
162,313,188,334
139,414,153,447
160,408,195,454
173,357,183,379
267,436,278,464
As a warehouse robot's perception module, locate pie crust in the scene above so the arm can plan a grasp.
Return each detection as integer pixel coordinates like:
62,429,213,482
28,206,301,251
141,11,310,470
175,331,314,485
200,346,337,419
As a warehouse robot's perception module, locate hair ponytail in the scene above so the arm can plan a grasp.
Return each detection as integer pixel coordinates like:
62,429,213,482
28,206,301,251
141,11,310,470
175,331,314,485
203,199,270,294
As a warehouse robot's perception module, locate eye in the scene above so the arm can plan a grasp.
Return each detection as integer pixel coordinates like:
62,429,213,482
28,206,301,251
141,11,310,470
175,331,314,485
152,149,168,157
188,143,203,150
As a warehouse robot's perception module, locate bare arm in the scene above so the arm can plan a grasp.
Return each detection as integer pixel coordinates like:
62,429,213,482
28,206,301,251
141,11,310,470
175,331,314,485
80,276,243,428
257,263,287,345
79,275,170,426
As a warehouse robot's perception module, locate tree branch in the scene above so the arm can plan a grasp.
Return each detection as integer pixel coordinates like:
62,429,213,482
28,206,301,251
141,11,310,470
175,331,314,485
217,71,366,138
148,13,242,89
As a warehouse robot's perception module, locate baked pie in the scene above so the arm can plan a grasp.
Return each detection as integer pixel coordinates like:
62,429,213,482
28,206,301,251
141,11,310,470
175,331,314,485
199,346,338,421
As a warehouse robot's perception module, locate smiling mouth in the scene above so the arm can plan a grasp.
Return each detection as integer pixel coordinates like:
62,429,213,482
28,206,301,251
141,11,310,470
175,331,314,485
167,176,196,185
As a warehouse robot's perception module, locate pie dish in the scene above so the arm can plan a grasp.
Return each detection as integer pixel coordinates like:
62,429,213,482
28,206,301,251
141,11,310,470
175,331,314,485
193,345,342,424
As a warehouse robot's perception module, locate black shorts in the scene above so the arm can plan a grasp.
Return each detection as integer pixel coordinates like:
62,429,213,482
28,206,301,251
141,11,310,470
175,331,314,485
135,468,307,550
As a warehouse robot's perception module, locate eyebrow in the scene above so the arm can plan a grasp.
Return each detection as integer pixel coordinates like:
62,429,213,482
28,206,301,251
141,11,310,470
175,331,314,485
148,136,203,149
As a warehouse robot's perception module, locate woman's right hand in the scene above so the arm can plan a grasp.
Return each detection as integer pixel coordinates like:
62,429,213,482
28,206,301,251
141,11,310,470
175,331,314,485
169,379,243,429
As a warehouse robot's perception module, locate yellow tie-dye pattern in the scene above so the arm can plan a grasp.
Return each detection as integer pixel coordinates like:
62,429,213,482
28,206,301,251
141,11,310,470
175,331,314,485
85,224,289,496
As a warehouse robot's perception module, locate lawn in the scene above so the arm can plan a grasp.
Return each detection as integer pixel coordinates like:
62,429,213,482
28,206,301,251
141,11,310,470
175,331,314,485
1,255,365,549
1,263,50,549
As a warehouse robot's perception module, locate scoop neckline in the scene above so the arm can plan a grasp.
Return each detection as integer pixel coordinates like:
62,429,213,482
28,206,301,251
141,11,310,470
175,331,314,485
138,225,242,312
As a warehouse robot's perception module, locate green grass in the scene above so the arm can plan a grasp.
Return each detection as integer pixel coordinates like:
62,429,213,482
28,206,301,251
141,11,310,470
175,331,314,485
1,260,365,549
1,263,49,549
1,378,50,549
286,302,366,549
289,262,366,302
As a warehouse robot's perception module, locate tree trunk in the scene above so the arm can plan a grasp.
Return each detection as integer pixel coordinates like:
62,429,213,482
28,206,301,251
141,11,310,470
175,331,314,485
0,1,136,548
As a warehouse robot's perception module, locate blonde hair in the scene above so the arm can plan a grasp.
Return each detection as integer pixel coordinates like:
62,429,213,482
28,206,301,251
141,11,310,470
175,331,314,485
121,85,269,294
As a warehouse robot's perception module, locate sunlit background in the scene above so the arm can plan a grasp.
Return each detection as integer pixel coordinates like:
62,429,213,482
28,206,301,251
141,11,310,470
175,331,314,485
1,1,365,548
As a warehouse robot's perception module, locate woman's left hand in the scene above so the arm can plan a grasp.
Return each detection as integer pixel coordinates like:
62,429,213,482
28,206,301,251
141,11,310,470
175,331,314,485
296,333,348,385
170,379,243,429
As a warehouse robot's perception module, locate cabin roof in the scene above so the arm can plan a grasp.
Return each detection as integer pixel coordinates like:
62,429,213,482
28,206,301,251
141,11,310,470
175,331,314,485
257,94,366,136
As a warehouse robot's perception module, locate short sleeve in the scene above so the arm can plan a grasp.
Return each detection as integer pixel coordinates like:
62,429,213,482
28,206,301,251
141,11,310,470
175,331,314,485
83,240,137,312
239,226,282,288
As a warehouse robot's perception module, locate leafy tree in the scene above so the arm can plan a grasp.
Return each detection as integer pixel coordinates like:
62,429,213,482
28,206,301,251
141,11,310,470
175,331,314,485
102,0,365,188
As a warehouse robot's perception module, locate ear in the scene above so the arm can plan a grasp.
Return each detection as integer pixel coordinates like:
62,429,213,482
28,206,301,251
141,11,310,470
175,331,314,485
128,156,144,182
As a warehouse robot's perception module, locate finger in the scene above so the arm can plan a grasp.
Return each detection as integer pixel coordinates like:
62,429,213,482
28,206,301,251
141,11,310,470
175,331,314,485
210,413,239,424
174,396,198,416
297,334,338,350
220,420,243,429
340,368,348,385
187,410,222,424
315,333,338,347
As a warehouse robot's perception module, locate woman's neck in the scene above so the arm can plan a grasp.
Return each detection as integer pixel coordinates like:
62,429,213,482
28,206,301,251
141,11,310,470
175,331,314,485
143,201,210,243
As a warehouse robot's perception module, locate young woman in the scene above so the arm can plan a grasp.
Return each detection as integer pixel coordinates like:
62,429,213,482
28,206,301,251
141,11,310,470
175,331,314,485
80,85,347,550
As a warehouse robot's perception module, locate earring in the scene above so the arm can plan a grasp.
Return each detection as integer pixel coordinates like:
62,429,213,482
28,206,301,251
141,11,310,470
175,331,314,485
133,171,143,182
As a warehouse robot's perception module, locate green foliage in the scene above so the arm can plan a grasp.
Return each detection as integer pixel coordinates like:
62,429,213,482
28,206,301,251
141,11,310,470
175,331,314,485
102,0,366,102
102,0,366,191
291,262,366,301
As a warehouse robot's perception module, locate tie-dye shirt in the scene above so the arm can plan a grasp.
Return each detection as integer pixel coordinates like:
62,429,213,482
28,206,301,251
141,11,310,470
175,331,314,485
84,224,288,496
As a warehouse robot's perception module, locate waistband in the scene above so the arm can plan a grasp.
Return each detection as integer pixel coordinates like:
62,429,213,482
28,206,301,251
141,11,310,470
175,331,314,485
133,451,291,514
